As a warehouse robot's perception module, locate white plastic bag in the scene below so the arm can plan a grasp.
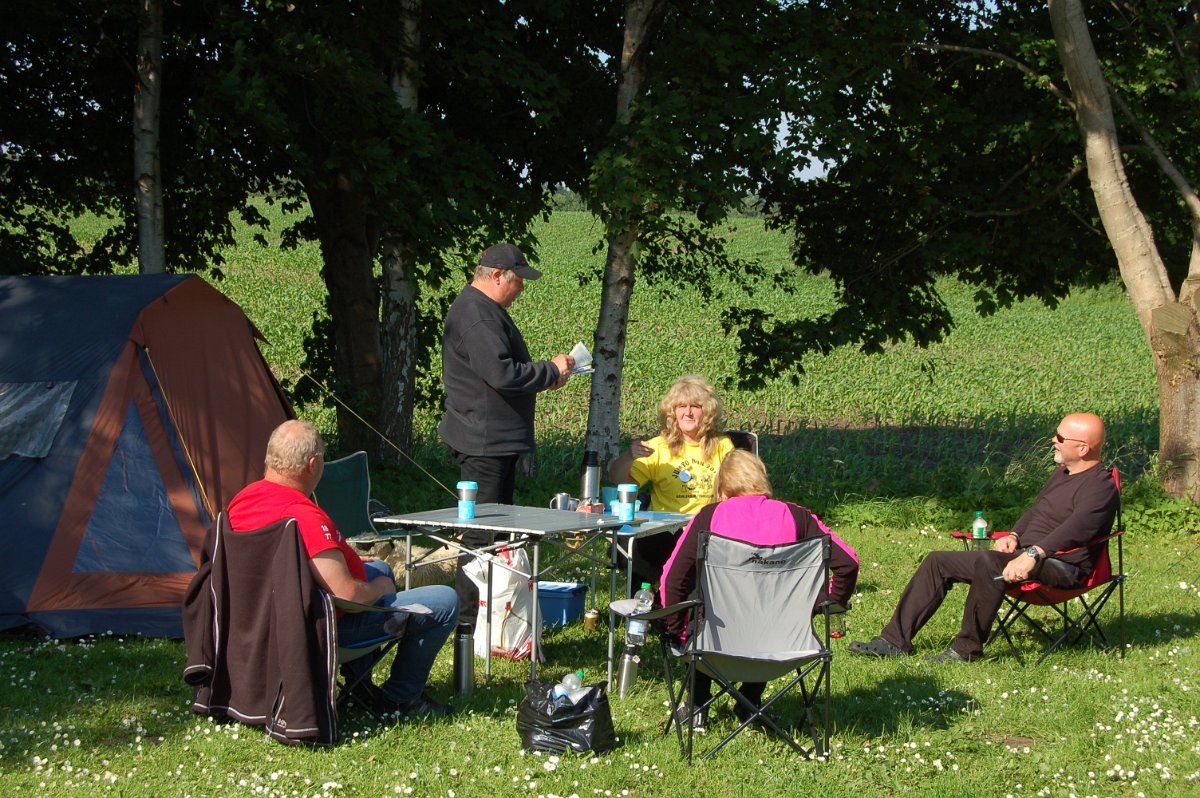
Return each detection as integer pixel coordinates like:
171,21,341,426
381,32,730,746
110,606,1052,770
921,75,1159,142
463,545,541,661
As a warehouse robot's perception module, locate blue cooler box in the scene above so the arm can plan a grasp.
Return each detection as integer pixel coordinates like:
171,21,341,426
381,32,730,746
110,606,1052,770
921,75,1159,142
537,581,587,627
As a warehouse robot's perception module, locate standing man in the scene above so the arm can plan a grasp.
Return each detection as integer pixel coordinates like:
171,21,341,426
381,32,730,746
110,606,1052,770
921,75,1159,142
439,243,575,625
849,412,1119,663
227,420,458,718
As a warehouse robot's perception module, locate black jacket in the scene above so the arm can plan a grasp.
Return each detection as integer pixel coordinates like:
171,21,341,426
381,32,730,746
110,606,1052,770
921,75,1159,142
438,284,560,455
182,513,338,746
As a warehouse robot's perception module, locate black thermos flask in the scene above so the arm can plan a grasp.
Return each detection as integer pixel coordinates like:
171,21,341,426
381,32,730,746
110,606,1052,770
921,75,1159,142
453,622,474,695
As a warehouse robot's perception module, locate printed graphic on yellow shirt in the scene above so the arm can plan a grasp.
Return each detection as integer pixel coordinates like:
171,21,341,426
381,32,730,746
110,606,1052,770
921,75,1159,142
671,459,717,503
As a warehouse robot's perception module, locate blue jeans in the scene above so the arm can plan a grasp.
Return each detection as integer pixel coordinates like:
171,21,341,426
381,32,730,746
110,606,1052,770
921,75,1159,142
338,560,457,703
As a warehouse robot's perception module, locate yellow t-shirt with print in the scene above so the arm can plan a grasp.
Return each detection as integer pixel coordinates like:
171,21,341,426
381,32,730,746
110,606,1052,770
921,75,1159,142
627,435,734,515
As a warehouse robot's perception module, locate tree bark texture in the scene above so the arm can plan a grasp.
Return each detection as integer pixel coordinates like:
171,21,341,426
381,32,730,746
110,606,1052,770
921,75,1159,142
378,0,423,463
585,0,666,468
134,0,164,274
588,230,637,467
1050,0,1200,501
306,175,383,455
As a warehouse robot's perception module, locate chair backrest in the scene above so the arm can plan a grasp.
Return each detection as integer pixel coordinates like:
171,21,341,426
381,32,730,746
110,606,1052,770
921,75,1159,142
725,429,759,455
693,532,828,680
313,451,376,538
183,513,338,745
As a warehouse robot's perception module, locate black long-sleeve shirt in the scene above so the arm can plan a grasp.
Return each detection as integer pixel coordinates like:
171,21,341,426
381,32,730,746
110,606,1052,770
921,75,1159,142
438,284,560,456
1011,464,1119,575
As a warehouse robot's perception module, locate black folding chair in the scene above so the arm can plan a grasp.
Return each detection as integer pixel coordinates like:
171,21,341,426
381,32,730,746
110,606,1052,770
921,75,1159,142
725,429,759,454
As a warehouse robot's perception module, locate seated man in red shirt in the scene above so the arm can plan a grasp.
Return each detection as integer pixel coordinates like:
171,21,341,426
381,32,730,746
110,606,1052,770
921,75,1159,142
228,420,457,718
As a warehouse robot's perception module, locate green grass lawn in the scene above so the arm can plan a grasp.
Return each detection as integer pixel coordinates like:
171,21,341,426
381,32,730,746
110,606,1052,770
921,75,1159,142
4,208,1197,796
1,528,1196,797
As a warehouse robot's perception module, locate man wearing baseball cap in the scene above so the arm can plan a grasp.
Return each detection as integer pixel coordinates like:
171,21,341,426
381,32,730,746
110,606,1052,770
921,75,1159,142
439,243,574,626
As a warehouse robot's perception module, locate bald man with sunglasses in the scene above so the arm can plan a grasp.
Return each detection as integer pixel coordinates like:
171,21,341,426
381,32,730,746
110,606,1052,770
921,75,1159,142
850,413,1119,663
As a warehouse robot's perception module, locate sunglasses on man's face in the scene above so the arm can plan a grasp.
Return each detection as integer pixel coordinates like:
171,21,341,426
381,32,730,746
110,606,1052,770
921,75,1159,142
1053,432,1086,445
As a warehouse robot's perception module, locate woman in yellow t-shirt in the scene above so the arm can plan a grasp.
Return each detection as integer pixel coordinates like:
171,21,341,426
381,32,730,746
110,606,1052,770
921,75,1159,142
607,375,734,587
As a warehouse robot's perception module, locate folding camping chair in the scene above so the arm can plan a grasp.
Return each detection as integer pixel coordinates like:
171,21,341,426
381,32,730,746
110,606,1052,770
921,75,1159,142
989,467,1126,666
183,514,340,745
183,511,429,734
633,531,833,761
313,451,391,542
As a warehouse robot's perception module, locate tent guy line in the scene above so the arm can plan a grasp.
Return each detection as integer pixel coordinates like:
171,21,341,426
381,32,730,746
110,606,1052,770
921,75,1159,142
294,368,457,500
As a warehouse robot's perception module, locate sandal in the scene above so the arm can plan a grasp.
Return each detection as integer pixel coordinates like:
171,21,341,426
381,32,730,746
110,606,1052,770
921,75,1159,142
847,635,909,658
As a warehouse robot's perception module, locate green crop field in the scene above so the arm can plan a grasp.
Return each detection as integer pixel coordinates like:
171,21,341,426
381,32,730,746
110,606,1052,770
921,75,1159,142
3,209,1198,797
216,207,1163,528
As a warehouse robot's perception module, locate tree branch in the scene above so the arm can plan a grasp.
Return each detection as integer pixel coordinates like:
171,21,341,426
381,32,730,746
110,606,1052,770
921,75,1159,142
908,42,1076,111
1109,87,1200,227
963,162,1087,218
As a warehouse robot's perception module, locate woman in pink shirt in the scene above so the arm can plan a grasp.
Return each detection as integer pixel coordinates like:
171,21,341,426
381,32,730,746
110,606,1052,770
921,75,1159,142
660,449,859,728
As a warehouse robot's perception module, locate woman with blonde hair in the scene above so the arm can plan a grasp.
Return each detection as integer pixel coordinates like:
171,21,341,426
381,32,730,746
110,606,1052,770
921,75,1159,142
659,449,859,729
608,376,735,586
608,375,733,514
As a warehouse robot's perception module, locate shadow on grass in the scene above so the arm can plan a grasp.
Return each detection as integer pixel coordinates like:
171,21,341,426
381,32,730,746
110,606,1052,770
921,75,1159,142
368,408,1157,525
830,673,975,738
990,608,1197,656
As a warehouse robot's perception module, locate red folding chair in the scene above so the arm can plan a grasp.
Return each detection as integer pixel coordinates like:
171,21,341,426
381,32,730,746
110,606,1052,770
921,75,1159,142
989,467,1126,666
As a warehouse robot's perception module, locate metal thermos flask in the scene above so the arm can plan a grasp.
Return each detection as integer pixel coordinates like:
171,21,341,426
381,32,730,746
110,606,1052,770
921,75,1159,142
453,622,474,695
579,449,601,505
616,644,640,699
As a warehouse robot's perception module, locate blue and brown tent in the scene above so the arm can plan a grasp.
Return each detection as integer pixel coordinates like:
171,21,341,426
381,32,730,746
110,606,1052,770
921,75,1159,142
0,274,291,637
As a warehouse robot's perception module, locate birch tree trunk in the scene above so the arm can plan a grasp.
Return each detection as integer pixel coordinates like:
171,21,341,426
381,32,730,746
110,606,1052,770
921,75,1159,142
585,0,666,468
1050,0,1200,501
134,0,164,274
379,0,423,462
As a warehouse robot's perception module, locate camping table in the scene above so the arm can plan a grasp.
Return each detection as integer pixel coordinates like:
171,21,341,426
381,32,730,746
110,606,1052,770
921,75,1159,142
374,503,673,682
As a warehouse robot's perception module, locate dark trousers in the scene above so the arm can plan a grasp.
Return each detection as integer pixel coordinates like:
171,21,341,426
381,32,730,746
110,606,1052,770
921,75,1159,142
881,549,1082,659
692,672,765,707
452,450,519,626
629,530,681,593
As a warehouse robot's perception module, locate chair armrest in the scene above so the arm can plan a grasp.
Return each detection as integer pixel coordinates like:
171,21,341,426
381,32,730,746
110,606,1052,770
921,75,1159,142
633,600,700,622
610,597,699,621
1051,529,1122,557
332,597,431,615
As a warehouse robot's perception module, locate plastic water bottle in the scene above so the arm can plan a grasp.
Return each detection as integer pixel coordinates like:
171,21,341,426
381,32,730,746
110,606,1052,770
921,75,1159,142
625,583,654,647
553,669,585,701
972,510,988,540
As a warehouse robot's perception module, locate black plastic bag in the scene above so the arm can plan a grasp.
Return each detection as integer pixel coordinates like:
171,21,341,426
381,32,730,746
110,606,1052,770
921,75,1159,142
516,678,618,754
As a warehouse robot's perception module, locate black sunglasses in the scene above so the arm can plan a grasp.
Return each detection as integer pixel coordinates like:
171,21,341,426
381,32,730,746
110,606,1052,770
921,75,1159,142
1053,432,1087,445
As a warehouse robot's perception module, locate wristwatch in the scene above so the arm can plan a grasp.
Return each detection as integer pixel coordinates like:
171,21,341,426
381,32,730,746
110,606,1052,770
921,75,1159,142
1024,546,1043,562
